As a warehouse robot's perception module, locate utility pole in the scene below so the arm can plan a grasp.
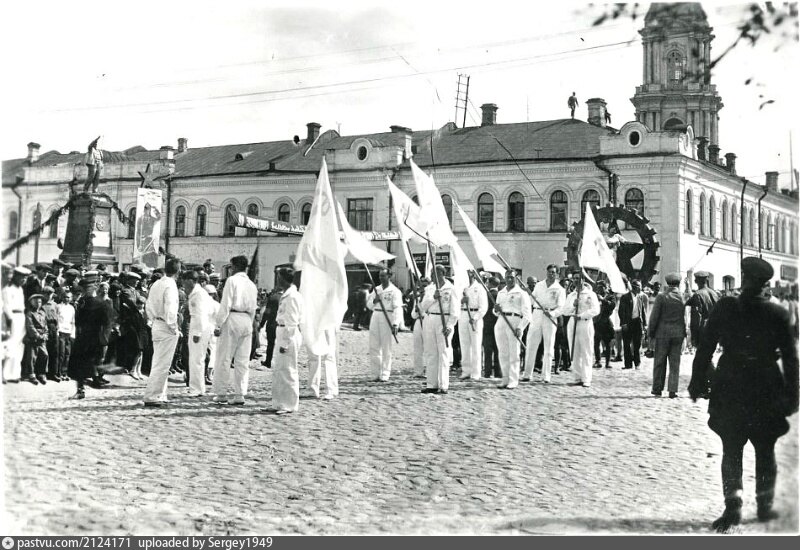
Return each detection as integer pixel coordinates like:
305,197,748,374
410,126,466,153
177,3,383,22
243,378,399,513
454,74,470,128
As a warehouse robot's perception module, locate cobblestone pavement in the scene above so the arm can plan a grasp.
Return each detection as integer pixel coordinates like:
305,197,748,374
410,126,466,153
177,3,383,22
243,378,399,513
3,327,798,535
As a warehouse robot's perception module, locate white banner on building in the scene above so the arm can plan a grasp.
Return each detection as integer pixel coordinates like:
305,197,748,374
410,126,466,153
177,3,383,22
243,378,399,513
133,188,162,268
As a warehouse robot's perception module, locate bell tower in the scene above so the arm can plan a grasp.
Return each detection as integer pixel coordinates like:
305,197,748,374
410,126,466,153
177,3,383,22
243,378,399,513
631,2,723,145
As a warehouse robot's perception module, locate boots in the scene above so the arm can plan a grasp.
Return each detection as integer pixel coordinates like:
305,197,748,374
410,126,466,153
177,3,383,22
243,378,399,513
712,497,742,532
757,492,779,522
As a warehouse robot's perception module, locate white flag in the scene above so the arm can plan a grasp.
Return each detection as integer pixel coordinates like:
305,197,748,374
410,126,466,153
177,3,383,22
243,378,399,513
387,176,426,245
410,159,456,247
454,201,506,275
336,201,395,264
579,203,627,294
293,158,349,355
449,241,475,298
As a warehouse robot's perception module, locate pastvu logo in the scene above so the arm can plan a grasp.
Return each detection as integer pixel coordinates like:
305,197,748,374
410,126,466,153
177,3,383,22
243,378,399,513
2,537,15,549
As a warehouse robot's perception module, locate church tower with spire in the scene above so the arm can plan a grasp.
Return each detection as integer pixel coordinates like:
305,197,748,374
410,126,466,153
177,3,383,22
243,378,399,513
631,2,723,147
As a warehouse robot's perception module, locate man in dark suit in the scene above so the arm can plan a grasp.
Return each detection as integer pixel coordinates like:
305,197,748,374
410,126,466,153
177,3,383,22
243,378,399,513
684,270,719,396
619,278,648,370
23,264,50,307
648,273,686,398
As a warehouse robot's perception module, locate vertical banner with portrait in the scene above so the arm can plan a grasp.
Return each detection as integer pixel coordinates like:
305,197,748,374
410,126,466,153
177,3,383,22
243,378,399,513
133,188,162,268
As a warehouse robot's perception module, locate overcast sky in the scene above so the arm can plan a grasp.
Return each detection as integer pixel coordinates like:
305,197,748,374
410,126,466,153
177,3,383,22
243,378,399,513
1,0,797,187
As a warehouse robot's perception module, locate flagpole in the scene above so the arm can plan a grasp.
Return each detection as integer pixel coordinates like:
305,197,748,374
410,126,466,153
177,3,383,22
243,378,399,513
426,235,450,348
570,272,582,362
491,250,558,327
363,263,399,345
405,240,425,327
469,267,526,350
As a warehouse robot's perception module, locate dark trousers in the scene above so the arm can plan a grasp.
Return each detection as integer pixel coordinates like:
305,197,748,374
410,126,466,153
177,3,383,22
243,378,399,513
451,323,461,369
264,322,277,367
652,336,683,393
46,333,59,376
594,333,612,365
719,432,778,503
482,324,500,378
57,333,73,377
24,341,48,377
622,318,643,367
554,322,571,369
352,308,366,330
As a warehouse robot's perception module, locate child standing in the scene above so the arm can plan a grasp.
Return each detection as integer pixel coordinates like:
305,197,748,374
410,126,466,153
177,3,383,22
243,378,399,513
56,289,76,382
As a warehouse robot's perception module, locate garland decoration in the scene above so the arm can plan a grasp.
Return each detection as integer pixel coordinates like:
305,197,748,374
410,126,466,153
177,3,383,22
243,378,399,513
82,198,97,268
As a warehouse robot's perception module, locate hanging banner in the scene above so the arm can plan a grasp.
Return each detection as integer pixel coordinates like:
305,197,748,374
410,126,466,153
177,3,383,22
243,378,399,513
133,188,162,268
232,210,400,241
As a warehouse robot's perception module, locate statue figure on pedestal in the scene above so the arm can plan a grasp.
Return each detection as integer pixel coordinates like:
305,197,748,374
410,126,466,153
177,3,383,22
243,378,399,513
83,136,104,194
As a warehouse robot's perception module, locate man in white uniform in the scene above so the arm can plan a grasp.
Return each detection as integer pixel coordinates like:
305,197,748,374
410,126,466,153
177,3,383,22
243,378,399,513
269,268,304,414
493,270,531,390
410,277,432,378
458,270,489,380
420,265,460,394
563,270,601,388
367,269,403,381
204,284,220,385
3,267,30,383
307,328,337,400
143,259,181,406
211,255,258,405
182,271,215,397
523,264,566,383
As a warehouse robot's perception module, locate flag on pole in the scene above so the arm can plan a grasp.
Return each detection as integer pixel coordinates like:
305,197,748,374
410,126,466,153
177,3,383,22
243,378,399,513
247,243,259,284
387,176,425,278
293,158,348,355
454,201,506,275
579,203,627,294
450,241,475,297
336,201,395,264
409,159,456,247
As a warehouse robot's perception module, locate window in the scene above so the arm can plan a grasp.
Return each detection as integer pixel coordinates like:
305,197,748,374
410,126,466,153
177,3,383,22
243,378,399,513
48,211,58,238
721,200,728,240
174,205,186,237
127,207,136,239
357,146,368,161
667,51,684,82
624,188,644,229
581,189,601,216
549,190,568,231
277,203,290,223
246,203,259,237
766,214,773,250
301,203,312,225
223,204,237,237
508,192,525,232
723,275,735,291
347,198,373,231
791,222,797,255
699,193,706,236
685,190,693,232
477,193,494,232
195,205,207,236
748,208,754,246
441,194,453,227
708,196,716,237
7,211,18,239
781,219,788,253
730,202,737,243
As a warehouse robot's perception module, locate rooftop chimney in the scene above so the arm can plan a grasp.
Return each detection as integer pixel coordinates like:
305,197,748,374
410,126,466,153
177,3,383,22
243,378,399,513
306,122,321,143
765,171,779,191
177,137,188,153
27,141,40,163
724,152,737,175
586,98,607,127
159,145,174,161
707,144,720,165
481,103,498,126
390,125,413,159
696,137,708,161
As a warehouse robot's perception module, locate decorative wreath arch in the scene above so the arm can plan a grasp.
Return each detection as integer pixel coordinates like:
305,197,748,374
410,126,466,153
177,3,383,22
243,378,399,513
565,204,661,284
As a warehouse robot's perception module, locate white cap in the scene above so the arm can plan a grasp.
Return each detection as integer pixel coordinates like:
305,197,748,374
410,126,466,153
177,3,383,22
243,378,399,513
13,266,32,276
204,284,218,295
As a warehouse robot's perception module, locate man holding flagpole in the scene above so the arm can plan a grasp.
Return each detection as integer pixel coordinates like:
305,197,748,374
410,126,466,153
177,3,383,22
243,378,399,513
411,277,432,378
420,265,459,394
522,264,566,384
564,270,601,387
367,269,402,381
458,270,488,380
494,270,531,390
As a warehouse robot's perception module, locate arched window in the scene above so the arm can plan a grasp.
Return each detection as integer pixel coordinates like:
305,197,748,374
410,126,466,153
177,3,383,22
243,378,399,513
7,211,18,240
667,51,684,82
48,211,58,239
722,275,736,291
685,190,693,232
721,199,728,240
174,205,186,237
625,188,644,215
223,204,237,237
477,193,494,232
764,213,772,250
549,190,568,231
195,205,207,236
748,208,755,246
246,203,259,237
277,203,290,223
699,193,707,236
441,194,453,227
301,203,312,225
127,207,136,239
708,196,716,237
791,222,797,255
581,189,601,215
508,192,525,232
779,218,786,253
730,202,738,243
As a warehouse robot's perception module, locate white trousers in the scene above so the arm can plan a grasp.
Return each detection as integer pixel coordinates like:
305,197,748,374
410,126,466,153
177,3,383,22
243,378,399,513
523,311,558,382
458,313,483,379
369,313,395,380
207,335,218,378
211,313,252,400
143,323,179,402
187,331,212,395
413,320,425,376
3,312,25,381
567,318,595,386
423,315,453,390
308,331,338,398
273,326,301,412
495,318,522,388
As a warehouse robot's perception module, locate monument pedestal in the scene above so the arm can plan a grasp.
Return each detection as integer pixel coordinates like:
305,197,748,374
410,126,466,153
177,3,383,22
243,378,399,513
59,194,117,267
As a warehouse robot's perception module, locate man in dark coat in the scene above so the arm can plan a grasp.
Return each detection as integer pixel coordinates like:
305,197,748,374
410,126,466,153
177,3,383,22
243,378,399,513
482,277,501,378
689,257,798,531
260,287,283,368
69,274,111,398
685,271,719,395
619,279,648,369
648,273,686,397
117,272,147,379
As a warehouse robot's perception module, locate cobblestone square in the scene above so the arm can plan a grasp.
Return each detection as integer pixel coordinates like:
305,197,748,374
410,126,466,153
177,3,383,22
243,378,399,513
3,328,798,535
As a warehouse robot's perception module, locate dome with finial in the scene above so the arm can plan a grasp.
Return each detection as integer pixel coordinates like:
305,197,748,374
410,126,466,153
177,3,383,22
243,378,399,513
644,2,710,31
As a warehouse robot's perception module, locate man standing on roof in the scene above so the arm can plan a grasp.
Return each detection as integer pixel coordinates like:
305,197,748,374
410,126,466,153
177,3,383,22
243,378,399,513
568,92,579,119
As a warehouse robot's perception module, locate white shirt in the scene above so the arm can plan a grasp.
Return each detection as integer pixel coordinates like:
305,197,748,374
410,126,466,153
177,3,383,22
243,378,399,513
215,271,258,328
188,284,216,337
367,282,403,327
411,284,434,320
496,284,532,330
57,302,76,337
461,280,489,322
276,284,304,349
2,284,25,317
563,284,601,320
145,276,179,333
420,280,460,329
532,279,566,317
